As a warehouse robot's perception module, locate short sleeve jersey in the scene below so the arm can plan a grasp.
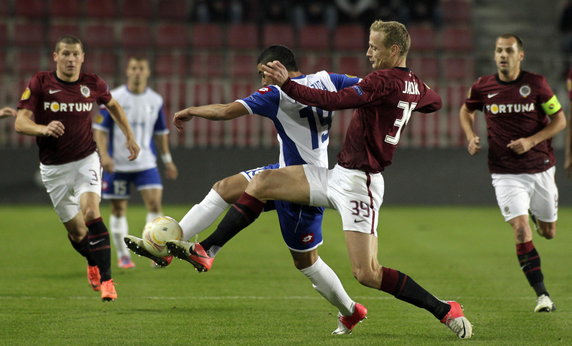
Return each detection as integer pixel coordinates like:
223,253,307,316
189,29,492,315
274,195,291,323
93,85,168,172
464,71,562,174
237,71,360,168
280,67,442,173
17,71,112,165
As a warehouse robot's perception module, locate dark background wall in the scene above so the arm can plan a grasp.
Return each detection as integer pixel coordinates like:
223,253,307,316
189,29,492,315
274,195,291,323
1,147,571,206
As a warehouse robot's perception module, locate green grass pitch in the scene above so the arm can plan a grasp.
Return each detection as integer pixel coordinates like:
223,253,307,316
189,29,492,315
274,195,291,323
1,205,571,345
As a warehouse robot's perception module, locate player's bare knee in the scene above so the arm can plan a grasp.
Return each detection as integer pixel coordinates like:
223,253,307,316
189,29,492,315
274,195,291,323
352,267,376,287
82,207,98,223
540,224,556,239
248,170,273,196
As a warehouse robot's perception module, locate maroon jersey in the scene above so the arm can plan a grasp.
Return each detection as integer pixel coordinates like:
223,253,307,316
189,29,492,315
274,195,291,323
18,71,112,165
464,71,561,174
567,68,572,100
281,67,441,173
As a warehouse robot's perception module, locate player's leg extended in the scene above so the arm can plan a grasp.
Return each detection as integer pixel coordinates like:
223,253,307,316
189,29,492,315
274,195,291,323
529,167,558,240
64,212,100,291
178,173,247,240
141,188,162,224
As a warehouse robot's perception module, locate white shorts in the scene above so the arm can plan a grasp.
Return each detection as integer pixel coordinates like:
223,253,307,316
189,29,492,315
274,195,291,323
491,166,558,222
303,164,384,236
40,152,102,222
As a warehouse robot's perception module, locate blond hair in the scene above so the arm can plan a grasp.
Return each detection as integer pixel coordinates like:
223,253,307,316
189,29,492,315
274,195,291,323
370,20,410,56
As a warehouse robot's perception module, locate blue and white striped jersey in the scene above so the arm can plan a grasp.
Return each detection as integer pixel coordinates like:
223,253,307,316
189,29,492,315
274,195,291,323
237,71,359,168
93,85,168,172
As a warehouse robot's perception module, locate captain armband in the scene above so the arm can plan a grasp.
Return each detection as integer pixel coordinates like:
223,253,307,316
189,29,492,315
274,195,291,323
540,95,561,116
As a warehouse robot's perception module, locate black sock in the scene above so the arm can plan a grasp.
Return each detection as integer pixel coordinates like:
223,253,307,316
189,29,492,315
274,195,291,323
67,234,96,266
517,241,548,296
87,217,112,282
201,192,265,255
380,267,450,320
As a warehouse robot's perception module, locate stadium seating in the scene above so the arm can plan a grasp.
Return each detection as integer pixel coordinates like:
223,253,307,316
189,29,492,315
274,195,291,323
48,23,82,45
442,57,474,81
333,24,367,51
0,23,7,46
155,23,190,50
410,56,439,81
49,0,82,18
83,50,118,77
441,26,473,53
86,0,115,18
190,53,225,78
120,24,152,49
14,51,43,76
156,0,191,21
409,25,437,53
262,24,295,48
442,0,472,25
227,24,259,50
121,0,154,19
153,53,187,77
13,23,45,47
84,23,116,49
298,25,330,51
336,55,367,77
229,54,257,79
14,0,47,18
299,55,332,74
191,24,224,49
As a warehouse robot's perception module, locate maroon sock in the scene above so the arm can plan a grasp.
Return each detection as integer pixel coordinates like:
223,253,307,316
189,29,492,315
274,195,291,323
380,267,450,320
87,217,112,282
67,234,96,266
517,241,547,296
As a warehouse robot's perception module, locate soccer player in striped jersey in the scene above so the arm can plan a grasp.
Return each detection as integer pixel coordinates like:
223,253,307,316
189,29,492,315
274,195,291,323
460,34,566,313
174,21,473,339
93,57,178,269
15,36,140,301
126,45,367,334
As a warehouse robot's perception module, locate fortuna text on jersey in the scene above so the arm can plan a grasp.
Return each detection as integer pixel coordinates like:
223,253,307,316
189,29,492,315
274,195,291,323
485,102,535,115
44,101,94,112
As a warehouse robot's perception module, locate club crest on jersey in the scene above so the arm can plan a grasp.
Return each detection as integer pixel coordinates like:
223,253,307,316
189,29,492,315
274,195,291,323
519,85,531,98
80,85,90,98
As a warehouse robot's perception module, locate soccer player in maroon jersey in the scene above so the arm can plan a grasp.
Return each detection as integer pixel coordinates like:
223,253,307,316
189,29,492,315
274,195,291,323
14,36,140,302
173,21,473,339
459,34,566,313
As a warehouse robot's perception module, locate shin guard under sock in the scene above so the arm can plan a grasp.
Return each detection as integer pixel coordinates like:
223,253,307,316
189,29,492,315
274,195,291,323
516,241,548,296
380,267,450,320
87,217,112,282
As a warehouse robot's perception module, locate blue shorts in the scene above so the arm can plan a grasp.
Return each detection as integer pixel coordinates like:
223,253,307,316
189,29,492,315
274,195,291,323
102,167,162,199
242,163,324,252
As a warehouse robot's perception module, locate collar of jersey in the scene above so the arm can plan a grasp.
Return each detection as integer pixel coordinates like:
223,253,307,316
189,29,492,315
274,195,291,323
495,71,524,85
52,71,81,85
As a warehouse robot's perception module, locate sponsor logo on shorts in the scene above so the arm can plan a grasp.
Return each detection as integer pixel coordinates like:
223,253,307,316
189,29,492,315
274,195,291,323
300,233,314,244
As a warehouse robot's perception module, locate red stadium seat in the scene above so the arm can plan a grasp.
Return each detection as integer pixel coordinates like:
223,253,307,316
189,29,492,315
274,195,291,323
86,0,115,18
191,24,224,49
227,24,259,50
262,24,295,48
83,50,119,77
410,56,438,80
153,53,188,76
48,24,82,45
409,25,437,52
442,0,472,25
298,55,332,74
298,25,329,50
156,0,191,21
121,0,154,19
442,57,474,81
84,23,116,49
13,23,44,47
0,23,7,46
49,0,82,18
336,55,367,77
441,26,473,53
229,54,257,79
333,25,366,51
120,24,152,49
14,51,43,76
155,24,190,50
14,0,47,18
190,53,225,78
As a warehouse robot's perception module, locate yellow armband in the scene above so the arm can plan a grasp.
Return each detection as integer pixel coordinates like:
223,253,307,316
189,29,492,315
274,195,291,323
540,95,561,116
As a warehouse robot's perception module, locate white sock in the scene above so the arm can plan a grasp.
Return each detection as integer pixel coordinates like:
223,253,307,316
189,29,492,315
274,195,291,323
179,189,229,241
300,257,354,316
146,212,162,224
110,215,129,258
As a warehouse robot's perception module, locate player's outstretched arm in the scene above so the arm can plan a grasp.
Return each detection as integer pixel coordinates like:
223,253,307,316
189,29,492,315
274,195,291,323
15,109,64,138
459,104,480,156
173,102,248,132
105,98,140,161
0,107,16,119
93,129,114,172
